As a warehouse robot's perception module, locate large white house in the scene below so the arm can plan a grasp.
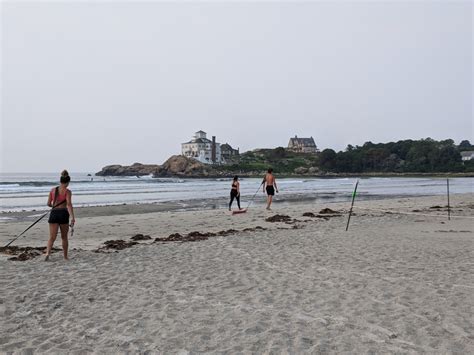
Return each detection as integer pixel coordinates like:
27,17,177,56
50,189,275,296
461,151,474,161
181,131,222,164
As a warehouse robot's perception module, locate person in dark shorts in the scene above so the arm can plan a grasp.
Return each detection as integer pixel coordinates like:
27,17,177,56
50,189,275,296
262,168,279,210
229,176,242,211
45,170,75,261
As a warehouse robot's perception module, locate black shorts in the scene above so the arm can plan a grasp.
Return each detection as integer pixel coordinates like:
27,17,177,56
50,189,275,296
48,208,69,225
266,186,275,196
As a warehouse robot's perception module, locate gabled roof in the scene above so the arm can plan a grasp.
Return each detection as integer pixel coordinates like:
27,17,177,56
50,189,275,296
221,143,234,150
461,151,474,157
289,137,316,147
182,138,215,144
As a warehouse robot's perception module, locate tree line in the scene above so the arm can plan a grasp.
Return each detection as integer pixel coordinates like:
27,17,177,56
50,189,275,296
318,139,474,173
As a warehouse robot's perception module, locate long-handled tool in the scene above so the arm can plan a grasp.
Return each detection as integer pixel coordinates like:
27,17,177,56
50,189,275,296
232,181,264,215
4,200,67,248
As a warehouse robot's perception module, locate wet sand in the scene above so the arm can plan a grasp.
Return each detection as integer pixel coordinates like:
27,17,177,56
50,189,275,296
1,194,473,353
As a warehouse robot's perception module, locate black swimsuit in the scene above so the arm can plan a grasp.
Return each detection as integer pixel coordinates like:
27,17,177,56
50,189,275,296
266,185,275,196
48,187,70,225
229,182,241,209
48,209,70,225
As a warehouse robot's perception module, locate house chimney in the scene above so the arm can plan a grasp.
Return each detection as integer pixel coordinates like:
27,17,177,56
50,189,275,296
211,136,216,163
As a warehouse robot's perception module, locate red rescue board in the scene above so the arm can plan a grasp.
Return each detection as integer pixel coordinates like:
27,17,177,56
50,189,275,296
232,209,248,215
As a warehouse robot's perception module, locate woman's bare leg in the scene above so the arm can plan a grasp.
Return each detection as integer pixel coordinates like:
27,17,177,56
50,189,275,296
45,224,59,261
59,224,69,260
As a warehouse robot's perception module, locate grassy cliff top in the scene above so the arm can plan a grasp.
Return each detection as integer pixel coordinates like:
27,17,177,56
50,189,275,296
216,147,319,174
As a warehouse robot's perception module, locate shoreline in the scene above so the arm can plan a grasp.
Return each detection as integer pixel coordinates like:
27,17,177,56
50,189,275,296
96,172,474,178
1,190,468,222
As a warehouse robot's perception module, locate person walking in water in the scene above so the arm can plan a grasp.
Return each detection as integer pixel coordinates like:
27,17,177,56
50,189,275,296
45,170,75,261
229,176,242,211
263,168,278,210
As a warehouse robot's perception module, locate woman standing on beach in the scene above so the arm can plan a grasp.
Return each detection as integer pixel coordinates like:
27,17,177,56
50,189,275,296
45,170,75,261
229,176,242,211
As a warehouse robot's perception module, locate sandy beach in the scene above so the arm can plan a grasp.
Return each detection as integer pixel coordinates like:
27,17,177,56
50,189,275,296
1,194,473,353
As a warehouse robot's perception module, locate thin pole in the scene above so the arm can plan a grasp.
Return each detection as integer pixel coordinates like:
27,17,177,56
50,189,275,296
447,178,451,221
345,179,359,231
4,200,65,248
246,181,264,210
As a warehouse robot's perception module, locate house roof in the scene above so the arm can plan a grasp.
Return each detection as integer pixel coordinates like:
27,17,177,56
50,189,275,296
461,151,474,157
221,143,234,150
289,137,316,147
195,130,206,134
182,138,215,144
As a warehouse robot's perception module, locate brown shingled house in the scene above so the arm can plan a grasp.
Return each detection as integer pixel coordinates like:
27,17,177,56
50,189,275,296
287,135,318,153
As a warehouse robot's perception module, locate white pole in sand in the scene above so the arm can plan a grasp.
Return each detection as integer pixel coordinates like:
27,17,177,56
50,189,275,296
447,178,451,221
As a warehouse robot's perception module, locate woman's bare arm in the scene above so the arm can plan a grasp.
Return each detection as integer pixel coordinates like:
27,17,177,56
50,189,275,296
47,190,53,207
66,190,75,224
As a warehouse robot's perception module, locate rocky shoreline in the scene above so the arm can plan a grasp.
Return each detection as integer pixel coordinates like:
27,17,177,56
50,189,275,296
95,162,161,176
95,157,474,178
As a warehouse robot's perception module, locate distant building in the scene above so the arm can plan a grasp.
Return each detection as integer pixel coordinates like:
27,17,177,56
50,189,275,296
287,135,318,153
220,143,239,161
181,131,222,164
461,151,474,161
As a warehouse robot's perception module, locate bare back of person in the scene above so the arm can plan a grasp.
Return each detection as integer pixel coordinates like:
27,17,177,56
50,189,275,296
265,173,275,186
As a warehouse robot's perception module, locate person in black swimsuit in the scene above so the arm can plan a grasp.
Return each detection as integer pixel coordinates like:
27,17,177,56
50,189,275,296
45,170,75,261
229,176,242,211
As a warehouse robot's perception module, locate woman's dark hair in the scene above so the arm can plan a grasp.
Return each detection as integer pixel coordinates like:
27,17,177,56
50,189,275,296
60,170,71,184
233,175,239,181
267,168,273,173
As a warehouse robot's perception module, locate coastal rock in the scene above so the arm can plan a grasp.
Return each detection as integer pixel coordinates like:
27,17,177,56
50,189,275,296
96,163,160,176
153,155,212,177
294,167,309,174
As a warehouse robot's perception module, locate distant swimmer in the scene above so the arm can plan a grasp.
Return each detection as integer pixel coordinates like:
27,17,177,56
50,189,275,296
262,168,278,210
44,170,75,261
229,176,242,211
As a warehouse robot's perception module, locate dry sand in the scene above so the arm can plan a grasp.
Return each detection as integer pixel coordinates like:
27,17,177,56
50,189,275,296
1,194,473,354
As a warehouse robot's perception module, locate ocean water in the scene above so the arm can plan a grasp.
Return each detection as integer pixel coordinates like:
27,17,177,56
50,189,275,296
0,173,472,213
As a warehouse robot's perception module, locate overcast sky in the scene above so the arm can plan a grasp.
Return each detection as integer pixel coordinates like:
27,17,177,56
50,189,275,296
1,1,472,173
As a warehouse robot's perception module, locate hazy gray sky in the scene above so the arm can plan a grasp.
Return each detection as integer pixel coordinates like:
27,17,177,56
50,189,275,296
1,1,472,173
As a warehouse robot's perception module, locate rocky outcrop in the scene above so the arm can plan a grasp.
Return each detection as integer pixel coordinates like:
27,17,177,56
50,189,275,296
153,155,212,177
95,163,160,176
96,155,322,178
294,167,309,175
